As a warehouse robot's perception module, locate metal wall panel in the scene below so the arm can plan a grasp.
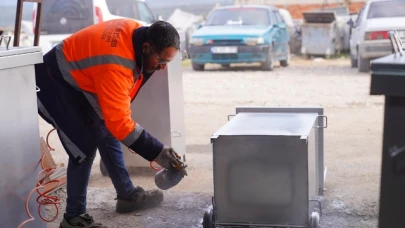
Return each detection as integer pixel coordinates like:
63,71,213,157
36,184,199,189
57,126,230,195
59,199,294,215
0,47,45,228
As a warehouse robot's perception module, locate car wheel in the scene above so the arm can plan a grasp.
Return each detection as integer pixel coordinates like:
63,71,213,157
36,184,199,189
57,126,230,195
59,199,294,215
358,54,370,73
280,46,291,67
192,62,205,71
350,53,358,68
261,47,275,71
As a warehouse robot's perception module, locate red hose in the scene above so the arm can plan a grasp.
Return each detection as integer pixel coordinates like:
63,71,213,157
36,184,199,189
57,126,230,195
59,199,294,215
18,129,62,227
19,128,163,227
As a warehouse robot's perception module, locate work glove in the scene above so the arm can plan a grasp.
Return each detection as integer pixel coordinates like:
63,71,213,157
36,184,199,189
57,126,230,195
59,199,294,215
155,146,182,170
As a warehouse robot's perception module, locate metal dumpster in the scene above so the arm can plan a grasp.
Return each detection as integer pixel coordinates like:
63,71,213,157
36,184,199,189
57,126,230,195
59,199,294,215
370,31,405,228
311,6,352,52
203,107,327,228
0,36,45,227
301,12,342,58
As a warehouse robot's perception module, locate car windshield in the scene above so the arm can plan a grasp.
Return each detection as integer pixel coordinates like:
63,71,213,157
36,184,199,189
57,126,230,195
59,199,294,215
206,8,270,26
367,1,405,18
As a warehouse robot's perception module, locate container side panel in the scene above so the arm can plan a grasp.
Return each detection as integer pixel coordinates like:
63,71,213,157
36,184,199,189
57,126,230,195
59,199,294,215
213,135,308,226
0,65,45,228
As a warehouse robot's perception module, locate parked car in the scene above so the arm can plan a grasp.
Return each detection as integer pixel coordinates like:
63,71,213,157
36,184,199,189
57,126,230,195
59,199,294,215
167,8,204,59
188,5,290,71
31,0,187,56
349,0,405,72
278,8,301,55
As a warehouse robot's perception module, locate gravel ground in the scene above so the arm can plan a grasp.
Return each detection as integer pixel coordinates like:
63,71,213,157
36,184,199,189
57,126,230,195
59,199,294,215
39,57,383,228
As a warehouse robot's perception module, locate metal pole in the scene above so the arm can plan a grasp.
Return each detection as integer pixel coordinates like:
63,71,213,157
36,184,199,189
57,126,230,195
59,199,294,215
34,1,42,46
13,0,23,47
13,0,43,47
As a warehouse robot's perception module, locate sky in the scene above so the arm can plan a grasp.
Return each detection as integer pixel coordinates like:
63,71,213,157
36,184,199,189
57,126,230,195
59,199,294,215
0,0,233,6
0,0,33,6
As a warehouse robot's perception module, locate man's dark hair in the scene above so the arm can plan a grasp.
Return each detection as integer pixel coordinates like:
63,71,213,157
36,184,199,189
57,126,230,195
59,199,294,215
146,21,180,54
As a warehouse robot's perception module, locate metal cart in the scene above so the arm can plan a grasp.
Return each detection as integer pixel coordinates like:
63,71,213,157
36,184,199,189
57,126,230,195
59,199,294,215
203,107,327,228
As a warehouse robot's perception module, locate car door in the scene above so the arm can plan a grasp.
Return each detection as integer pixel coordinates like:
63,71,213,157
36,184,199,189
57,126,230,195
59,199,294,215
350,6,365,58
274,10,289,55
270,10,282,57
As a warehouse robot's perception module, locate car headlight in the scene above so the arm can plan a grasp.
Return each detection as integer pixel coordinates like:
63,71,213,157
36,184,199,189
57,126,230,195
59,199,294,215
245,37,265,45
190,38,204,46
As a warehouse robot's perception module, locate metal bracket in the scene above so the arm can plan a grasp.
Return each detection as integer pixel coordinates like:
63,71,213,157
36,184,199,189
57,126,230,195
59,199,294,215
0,35,12,50
310,198,323,216
317,115,328,128
227,114,235,121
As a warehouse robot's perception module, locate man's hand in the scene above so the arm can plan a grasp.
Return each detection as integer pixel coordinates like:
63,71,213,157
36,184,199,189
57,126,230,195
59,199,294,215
155,146,182,170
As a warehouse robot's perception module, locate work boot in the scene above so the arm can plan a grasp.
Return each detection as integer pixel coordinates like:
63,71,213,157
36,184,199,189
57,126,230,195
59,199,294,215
59,213,107,228
115,186,164,213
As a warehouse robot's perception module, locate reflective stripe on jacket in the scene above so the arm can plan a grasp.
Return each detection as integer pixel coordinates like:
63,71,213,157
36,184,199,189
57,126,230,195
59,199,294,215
53,19,163,161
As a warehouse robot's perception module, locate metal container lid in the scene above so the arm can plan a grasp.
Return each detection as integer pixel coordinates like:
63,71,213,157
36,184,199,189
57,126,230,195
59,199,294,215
370,30,405,96
303,12,336,24
211,112,318,139
0,46,42,57
0,35,43,70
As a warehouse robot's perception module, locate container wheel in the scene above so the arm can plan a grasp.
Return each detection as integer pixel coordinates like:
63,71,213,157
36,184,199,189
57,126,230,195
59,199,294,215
100,160,109,176
309,211,320,228
202,206,214,228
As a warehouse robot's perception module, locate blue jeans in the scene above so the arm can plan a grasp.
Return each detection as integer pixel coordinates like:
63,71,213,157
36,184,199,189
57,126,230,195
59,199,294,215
65,133,135,219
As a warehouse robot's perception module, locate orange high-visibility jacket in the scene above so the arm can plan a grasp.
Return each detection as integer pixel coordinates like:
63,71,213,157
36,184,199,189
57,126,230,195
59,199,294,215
54,19,163,160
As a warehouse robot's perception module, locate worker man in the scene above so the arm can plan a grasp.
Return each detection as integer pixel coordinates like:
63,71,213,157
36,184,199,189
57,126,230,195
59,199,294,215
35,19,182,228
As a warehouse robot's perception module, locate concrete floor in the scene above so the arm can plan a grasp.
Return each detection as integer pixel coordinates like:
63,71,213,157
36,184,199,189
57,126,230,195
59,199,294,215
40,57,382,228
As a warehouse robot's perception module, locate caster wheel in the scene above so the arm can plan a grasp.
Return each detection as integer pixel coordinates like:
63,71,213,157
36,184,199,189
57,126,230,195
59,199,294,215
309,211,320,228
100,160,109,176
202,206,214,228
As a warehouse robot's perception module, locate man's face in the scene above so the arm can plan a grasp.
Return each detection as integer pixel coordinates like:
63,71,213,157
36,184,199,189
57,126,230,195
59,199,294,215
142,42,177,73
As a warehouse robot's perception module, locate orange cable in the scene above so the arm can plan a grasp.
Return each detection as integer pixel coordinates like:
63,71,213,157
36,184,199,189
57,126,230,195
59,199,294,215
19,128,164,227
18,128,61,227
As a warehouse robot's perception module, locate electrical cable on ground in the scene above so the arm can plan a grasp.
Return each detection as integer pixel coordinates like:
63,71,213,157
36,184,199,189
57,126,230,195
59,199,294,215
18,128,62,228
18,127,163,227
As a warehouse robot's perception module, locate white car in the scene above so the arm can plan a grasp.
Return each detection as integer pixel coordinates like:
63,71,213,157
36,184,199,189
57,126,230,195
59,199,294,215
349,0,405,72
32,0,158,55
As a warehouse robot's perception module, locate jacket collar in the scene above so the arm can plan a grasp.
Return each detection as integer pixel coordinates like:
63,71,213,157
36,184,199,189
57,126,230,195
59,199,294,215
133,26,154,77
132,26,154,85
